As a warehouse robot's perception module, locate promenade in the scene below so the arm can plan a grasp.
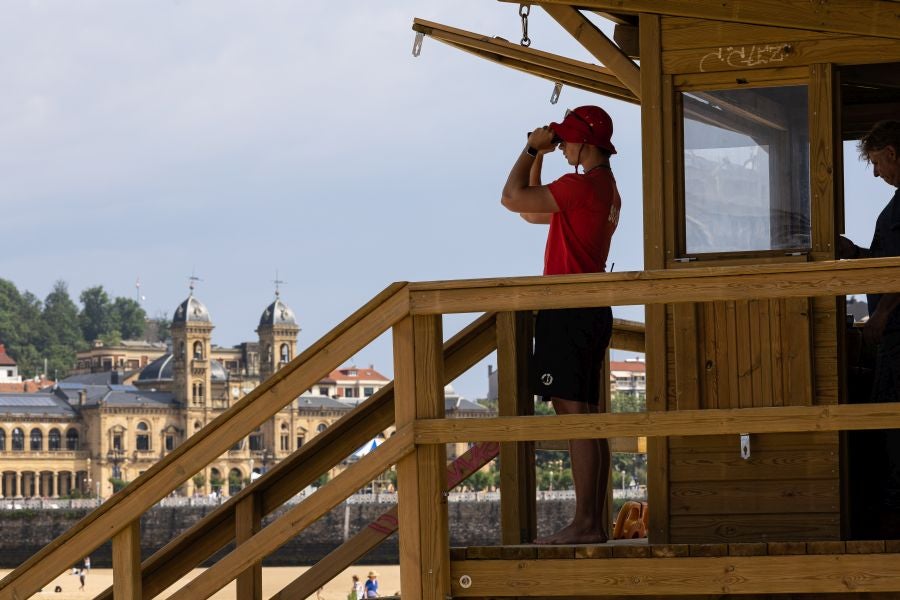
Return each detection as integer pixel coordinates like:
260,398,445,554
0,565,402,600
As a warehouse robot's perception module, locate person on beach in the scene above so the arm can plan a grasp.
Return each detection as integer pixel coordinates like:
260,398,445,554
501,105,621,544
364,570,379,597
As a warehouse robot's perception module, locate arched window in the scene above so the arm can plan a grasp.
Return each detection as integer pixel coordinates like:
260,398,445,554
193,341,204,360
179,341,186,358
316,423,327,434
136,421,150,451
12,428,25,451
48,429,61,451
265,344,273,364
210,468,223,493
280,343,290,363
66,429,79,451
30,428,43,451
0,428,5,451
228,468,243,495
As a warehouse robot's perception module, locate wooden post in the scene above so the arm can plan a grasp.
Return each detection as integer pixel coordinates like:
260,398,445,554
497,311,536,544
112,519,141,600
394,314,448,600
639,13,671,543
236,493,262,600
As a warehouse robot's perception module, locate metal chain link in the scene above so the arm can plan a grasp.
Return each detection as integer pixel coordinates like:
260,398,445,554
519,4,531,47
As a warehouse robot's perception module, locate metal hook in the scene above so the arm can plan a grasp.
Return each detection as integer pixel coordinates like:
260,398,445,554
740,433,750,460
550,82,562,105
412,31,424,57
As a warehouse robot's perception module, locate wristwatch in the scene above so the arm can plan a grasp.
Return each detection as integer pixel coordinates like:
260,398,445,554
525,145,538,157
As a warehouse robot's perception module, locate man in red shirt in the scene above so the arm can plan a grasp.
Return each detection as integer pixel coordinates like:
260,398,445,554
501,105,621,544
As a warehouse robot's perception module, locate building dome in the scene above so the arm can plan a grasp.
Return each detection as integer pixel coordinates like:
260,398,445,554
137,353,174,382
173,295,211,324
137,353,227,383
259,297,297,328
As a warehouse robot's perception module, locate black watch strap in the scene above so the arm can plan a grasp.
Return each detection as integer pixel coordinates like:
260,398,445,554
525,145,538,157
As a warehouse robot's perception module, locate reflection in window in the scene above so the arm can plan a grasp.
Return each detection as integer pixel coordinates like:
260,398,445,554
49,429,61,451
30,428,42,451
12,428,25,451
66,429,79,451
682,86,810,254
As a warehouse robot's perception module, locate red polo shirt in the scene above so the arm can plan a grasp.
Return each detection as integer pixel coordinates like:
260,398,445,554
544,168,620,275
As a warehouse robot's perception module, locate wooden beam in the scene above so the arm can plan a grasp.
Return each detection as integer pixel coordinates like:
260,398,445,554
541,5,641,99
235,494,262,600
415,402,900,444
112,520,141,600
394,315,449,600
412,19,637,104
610,318,644,353
497,311,536,545
504,0,900,41
165,425,415,600
407,258,900,315
449,554,900,596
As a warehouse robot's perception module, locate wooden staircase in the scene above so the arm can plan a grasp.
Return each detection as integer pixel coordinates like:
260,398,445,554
4,260,900,599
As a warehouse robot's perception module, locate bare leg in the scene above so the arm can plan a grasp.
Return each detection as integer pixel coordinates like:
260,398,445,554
534,398,610,544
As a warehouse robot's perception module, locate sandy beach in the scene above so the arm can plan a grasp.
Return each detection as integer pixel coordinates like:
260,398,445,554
0,565,402,600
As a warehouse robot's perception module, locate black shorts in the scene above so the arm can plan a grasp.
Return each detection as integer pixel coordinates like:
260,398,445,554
532,306,613,405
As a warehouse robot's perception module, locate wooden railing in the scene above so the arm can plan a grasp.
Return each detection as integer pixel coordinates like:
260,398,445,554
4,258,900,599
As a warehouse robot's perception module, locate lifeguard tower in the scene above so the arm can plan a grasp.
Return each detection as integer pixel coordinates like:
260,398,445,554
5,2,900,598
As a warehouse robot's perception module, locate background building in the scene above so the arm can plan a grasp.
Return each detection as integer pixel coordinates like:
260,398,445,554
0,290,411,499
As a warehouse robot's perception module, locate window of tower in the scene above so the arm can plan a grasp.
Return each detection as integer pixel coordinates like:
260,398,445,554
193,341,204,360
280,344,290,364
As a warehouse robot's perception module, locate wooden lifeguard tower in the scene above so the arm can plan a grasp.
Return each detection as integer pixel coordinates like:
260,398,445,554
5,2,900,598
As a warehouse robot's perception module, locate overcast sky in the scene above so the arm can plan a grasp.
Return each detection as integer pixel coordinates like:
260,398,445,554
1,2,893,400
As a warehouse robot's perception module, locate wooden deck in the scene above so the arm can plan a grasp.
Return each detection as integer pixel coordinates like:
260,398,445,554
447,541,900,597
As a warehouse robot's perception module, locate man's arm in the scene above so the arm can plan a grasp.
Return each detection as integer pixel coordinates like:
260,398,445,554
501,127,559,217
865,293,900,345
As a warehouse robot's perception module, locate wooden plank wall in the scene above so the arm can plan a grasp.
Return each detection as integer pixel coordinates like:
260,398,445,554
656,16,853,545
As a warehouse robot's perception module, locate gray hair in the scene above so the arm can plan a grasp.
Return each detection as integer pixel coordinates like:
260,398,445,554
858,120,900,161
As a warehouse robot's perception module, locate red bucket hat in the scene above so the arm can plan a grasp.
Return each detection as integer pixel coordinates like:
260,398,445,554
549,105,617,154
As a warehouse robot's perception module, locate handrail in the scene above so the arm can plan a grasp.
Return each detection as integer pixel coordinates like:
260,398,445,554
408,257,900,314
90,311,499,600
414,403,900,444
0,282,410,600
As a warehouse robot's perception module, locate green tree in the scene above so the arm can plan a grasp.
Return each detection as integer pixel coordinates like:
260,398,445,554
110,297,146,340
192,472,207,490
153,312,172,343
79,286,112,342
0,279,44,377
41,281,85,379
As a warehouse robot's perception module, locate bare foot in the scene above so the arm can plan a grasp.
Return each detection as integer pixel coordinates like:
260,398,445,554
533,522,608,545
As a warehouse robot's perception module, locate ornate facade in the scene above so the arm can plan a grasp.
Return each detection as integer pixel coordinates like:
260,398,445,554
0,291,395,499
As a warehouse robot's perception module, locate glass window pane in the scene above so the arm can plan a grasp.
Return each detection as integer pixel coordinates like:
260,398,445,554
682,86,810,254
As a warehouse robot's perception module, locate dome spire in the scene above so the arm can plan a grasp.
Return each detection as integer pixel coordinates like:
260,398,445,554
273,270,286,299
188,270,202,295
